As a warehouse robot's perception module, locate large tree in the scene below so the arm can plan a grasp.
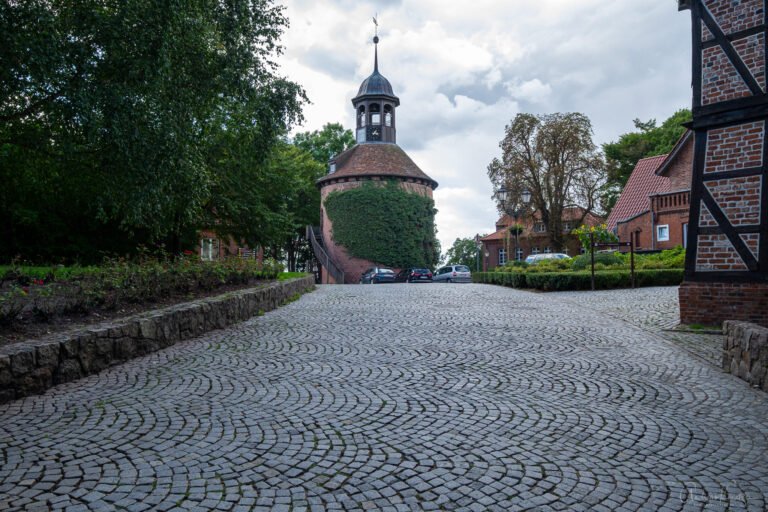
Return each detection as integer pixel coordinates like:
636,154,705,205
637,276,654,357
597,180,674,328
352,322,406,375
0,0,305,261
293,123,355,164
487,113,605,252
443,237,482,270
602,109,691,212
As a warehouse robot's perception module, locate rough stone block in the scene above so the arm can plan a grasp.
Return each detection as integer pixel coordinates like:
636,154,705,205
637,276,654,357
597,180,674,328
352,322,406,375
54,359,83,384
9,347,36,377
36,343,60,369
0,355,11,386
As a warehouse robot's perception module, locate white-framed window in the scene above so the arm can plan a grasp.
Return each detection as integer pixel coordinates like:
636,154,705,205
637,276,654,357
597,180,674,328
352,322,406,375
544,246,552,254
683,223,688,248
534,222,546,233
563,222,573,232
499,248,507,265
329,163,336,174
201,238,217,261
515,247,523,261
371,113,381,125
656,225,670,242
532,247,540,255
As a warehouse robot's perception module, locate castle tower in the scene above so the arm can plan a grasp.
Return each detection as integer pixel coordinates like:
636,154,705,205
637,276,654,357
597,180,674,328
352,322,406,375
309,32,439,284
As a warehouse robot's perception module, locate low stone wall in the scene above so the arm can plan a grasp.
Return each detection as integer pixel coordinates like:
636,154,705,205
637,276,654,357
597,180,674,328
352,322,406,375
723,320,768,392
0,276,315,404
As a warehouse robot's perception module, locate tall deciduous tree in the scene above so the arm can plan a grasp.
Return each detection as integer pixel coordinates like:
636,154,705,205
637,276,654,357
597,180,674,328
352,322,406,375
443,237,482,270
0,0,305,261
487,113,605,252
293,123,355,164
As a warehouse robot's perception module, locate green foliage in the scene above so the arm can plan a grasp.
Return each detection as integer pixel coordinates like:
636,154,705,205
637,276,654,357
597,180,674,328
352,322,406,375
324,181,440,269
571,252,624,271
572,224,618,255
278,272,309,281
293,123,355,164
602,109,692,212
0,256,284,326
473,269,684,291
443,237,482,269
1,0,305,262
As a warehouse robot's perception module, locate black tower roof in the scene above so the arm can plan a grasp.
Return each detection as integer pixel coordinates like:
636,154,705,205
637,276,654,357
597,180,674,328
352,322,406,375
353,36,400,105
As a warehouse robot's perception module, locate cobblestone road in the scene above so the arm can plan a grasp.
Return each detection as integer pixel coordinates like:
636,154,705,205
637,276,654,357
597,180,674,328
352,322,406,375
1,284,767,511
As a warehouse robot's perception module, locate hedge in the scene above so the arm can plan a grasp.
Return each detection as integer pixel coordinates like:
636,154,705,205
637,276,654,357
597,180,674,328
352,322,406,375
473,269,684,291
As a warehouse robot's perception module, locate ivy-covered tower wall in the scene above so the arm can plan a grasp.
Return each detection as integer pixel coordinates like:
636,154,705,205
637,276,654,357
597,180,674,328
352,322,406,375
319,176,436,284
314,35,439,284
678,0,768,327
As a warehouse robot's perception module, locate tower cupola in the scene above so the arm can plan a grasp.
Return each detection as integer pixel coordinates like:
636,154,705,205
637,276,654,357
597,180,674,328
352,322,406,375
352,34,399,144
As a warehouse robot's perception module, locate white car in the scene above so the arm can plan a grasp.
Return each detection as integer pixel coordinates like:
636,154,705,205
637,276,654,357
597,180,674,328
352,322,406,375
433,264,472,283
524,253,571,265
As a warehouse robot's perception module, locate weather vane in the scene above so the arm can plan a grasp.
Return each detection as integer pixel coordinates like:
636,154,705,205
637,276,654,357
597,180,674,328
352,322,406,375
372,14,379,43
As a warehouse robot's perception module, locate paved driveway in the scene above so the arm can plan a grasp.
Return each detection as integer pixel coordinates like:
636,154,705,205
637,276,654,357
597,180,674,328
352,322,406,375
1,284,767,511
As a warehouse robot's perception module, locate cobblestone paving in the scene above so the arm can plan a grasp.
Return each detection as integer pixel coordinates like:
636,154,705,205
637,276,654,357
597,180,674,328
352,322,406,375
1,284,767,511
550,287,723,366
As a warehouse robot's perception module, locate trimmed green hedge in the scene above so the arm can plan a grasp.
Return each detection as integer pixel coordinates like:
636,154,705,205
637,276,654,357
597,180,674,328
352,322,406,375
473,269,684,291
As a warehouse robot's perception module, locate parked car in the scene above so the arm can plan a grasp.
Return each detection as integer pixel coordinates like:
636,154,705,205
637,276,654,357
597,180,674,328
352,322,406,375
433,264,472,283
395,268,433,283
359,267,396,284
524,253,571,265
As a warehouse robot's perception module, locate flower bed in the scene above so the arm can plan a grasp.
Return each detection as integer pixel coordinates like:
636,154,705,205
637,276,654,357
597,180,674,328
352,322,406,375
0,257,283,329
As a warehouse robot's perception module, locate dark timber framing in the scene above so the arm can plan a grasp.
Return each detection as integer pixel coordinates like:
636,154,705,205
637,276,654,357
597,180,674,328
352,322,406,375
680,0,768,283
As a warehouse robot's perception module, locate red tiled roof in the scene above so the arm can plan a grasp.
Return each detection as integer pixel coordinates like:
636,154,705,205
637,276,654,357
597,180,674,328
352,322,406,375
317,143,438,189
606,155,670,231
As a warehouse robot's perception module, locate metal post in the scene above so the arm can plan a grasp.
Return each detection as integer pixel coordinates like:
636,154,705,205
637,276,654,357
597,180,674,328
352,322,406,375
630,239,636,289
590,232,596,291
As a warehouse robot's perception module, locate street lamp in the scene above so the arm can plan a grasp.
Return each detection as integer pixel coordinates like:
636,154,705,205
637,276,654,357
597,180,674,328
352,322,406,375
496,186,531,263
474,234,484,272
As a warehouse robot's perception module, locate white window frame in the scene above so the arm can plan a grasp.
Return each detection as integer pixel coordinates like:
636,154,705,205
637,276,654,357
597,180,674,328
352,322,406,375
532,247,540,255
534,222,546,233
544,247,552,254
515,247,523,261
656,224,670,242
499,248,507,265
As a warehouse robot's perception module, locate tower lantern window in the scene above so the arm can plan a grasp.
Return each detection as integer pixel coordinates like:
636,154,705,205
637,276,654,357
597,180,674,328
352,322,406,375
369,103,381,125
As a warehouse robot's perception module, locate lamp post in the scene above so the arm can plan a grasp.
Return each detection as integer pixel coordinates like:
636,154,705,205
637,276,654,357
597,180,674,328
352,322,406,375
474,234,483,272
496,186,531,263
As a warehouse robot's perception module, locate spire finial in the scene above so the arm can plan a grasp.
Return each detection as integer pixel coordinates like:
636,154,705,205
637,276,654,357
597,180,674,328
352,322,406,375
372,14,379,72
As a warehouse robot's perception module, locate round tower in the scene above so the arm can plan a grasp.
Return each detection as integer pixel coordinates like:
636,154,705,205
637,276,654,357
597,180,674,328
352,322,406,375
315,33,439,284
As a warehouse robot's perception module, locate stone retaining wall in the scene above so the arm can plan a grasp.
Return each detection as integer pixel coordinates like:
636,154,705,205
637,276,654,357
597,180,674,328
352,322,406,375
0,276,315,404
723,320,768,392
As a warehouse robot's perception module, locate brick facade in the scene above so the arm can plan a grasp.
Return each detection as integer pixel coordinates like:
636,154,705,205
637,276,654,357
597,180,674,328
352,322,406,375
680,281,768,327
678,0,767,327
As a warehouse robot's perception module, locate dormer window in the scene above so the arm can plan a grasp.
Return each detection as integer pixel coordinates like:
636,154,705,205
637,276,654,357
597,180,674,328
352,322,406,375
329,163,336,174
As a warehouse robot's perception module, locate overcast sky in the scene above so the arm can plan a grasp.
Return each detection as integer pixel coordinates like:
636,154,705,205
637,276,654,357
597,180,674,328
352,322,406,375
277,0,693,254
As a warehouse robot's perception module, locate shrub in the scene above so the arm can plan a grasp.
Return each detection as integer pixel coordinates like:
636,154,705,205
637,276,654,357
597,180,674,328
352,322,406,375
474,269,683,291
571,252,624,271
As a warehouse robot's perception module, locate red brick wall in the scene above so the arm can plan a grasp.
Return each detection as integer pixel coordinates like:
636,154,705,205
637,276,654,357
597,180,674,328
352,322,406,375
704,122,764,173
701,1,766,105
680,281,768,327
655,210,689,250
666,137,694,190
617,212,653,251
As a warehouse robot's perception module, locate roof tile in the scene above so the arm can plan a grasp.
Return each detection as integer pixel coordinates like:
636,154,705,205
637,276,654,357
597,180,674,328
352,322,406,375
606,155,670,230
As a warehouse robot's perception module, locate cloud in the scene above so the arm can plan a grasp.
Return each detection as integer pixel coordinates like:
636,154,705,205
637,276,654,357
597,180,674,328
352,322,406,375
278,0,693,255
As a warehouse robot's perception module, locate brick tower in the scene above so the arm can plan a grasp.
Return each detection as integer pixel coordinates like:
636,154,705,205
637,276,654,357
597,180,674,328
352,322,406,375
677,0,768,327
307,33,438,284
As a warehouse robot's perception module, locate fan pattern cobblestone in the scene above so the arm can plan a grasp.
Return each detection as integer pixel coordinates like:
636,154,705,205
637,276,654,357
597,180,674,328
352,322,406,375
1,284,766,511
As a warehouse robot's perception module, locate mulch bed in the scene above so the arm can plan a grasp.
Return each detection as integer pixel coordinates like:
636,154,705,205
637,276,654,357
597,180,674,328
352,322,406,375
0,281,274,347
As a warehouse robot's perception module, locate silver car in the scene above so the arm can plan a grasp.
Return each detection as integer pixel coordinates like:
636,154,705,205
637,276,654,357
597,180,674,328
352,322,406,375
433,264,472,283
